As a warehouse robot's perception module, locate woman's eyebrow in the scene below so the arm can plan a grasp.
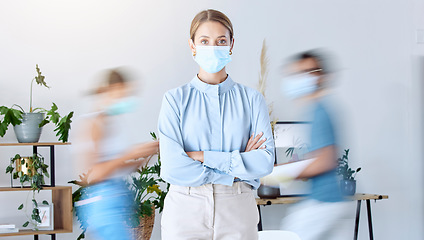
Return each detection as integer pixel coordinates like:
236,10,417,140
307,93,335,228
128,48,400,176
198,35,210,38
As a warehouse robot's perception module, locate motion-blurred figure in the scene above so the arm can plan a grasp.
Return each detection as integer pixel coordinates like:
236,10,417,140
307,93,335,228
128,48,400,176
279,50,348,240
72,69,159,240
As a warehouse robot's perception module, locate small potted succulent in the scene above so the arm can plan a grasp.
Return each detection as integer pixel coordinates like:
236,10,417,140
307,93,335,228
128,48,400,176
0,64,73,143
337,149,361,195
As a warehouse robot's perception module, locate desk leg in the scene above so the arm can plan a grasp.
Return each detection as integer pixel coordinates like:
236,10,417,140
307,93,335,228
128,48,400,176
50,233,56,240
34,235,38,240
366,200,374,240
257,205,263,231
354,200,361,240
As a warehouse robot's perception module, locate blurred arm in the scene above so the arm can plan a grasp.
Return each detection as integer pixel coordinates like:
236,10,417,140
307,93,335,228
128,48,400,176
297,145,337,178
86,115,159,184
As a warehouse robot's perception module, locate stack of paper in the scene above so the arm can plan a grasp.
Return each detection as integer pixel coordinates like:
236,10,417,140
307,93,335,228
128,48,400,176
261,158,316,186
0,224,19,233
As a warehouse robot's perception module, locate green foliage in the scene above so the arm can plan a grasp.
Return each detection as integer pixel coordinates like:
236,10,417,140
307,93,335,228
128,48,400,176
6,153,50,229
54,111,74,142
0,65,73,142
337,149,361,181
69,132,167,239
0,106,22,137
34,64,49,88
128,132,168,227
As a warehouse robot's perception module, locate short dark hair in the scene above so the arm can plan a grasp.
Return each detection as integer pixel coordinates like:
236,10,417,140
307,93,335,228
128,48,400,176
107,70,127,86
292,49,332,74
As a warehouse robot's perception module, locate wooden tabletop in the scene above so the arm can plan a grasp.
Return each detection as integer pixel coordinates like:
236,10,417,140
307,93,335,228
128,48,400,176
0,142,71,146
256,193,389,205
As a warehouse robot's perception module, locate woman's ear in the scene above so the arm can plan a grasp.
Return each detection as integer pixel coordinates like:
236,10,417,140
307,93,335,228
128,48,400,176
230,38,235,52
188,39,196,56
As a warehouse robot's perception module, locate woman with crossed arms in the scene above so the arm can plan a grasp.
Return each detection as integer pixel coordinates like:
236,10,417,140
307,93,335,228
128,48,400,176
158,9,274,240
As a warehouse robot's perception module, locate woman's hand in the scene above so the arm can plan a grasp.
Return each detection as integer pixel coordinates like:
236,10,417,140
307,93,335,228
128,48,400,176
186,151,204,163
244,132,267,152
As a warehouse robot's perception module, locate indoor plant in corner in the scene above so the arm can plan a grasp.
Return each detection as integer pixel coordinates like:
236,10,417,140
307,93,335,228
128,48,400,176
128,132,169,240
337,149,361,195
69,132,168,240
0,64,73,143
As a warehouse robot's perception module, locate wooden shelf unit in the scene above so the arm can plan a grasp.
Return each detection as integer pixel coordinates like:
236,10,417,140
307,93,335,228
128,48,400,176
0,186,73,237
0,143,72,239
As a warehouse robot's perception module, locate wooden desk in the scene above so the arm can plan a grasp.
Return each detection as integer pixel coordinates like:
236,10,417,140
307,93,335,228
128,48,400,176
256,193,388,240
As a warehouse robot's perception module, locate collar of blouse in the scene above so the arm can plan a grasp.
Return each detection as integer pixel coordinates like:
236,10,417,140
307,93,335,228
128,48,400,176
190,75,235,95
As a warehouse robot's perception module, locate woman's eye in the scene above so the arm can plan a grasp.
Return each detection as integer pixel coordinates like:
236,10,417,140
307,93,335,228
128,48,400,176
218,39,227,45
201,40,208,44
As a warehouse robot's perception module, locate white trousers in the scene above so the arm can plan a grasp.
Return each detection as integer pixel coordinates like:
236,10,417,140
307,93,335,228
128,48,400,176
161,182,259,240
281,199,351,240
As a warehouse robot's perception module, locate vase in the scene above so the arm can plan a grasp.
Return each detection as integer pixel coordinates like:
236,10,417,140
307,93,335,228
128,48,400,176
13,112,45,143
340,179,356,196
257,185,280,199
134,207,155,240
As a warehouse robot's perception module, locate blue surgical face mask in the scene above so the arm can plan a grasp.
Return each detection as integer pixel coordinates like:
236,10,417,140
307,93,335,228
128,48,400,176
193,45,232,73
105,97,137,115
281,74,319,99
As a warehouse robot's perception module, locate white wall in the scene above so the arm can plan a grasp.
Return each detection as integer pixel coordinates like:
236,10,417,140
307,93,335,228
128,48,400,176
0,0,423,239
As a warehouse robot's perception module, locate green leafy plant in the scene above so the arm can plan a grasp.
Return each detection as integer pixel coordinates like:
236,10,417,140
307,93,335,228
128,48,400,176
337,149,361,180
68,132,168,240
0,64,74,142
5,153,50,230
128,132,169,228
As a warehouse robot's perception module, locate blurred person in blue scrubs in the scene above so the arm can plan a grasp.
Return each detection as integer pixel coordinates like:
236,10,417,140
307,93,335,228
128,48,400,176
280,50,349,240
73,69,159,240
158,9,274,240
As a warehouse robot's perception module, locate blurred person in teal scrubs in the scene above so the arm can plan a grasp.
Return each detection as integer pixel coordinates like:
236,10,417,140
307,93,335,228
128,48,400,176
280,50,349,240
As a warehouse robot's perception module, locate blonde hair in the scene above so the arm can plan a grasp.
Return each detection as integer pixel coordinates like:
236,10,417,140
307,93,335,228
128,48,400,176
190,9,234,41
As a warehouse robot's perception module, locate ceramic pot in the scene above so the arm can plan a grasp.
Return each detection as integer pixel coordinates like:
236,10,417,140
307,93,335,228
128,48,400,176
257,185,280,199
13,112,44,143
340,179,356,196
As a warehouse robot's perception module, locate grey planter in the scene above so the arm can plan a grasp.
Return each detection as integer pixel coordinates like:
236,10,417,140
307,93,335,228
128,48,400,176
257,185,280,199
340,179,356,196
13,112,45,143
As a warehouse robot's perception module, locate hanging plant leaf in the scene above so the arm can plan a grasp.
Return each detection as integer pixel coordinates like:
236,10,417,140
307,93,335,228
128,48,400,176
5,165,14,174
18,204,24,210
54,111,74,142
42,200,49,205
22,221,29,227
32,199,38,208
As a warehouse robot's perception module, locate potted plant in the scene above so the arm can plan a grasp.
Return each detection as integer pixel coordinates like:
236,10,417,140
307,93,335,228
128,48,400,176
337,149,361,195
69,132,168,240
0,64,73,143
5,153,50,230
